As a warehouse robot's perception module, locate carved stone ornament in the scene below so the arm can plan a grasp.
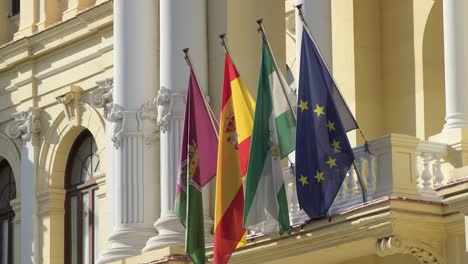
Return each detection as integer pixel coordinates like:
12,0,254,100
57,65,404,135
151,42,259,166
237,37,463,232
56,85,82,127
376,236,444,264
91,78,114,119
138,100,158,145
107,101,158,148
6,107,41,147
156,86,186,133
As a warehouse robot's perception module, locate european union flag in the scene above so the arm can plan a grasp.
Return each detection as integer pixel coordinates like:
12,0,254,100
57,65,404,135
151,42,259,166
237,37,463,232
295,28,357,219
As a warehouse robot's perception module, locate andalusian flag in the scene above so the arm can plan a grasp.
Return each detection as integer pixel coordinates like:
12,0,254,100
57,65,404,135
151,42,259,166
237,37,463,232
214,54,255,264
244,41,294,234
175,70,218,264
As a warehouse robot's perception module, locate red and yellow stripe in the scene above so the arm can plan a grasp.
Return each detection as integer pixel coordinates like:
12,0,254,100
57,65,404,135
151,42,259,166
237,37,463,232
214,54,255,264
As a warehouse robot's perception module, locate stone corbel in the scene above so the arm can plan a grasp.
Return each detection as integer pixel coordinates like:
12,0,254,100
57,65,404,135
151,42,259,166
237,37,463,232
156,86,186,133
56,85,82,127
6,107,41,147
91,78,114,119
376,236,444,264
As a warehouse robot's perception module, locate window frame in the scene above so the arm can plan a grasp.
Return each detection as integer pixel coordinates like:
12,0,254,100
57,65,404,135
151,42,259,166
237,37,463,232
64,130,100,264
0,160,15,264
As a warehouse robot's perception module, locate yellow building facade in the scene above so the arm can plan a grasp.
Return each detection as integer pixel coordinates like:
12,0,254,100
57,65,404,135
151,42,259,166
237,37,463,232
0,0,467,263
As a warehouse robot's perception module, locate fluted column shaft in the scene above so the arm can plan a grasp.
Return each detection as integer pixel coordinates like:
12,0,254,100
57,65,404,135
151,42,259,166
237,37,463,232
443,0,468,129
144,0,209,251
97,0,159,263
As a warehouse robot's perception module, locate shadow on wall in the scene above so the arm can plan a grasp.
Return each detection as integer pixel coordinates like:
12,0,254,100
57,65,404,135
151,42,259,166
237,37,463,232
422,0,445,139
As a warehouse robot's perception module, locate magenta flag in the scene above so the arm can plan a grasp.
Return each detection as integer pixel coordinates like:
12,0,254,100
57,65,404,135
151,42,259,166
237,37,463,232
175,69,219,264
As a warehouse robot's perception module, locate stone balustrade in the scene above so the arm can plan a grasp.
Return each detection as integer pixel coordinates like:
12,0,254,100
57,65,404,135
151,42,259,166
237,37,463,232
284,133,451,226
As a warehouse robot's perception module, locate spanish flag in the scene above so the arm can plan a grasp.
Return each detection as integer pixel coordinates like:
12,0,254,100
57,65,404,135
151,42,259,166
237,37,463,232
214,54,255,264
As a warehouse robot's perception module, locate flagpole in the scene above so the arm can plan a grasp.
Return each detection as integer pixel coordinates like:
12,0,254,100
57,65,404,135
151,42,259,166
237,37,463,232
256,19,297,122
296,4,368,203
219,33,242,74
182,48,219,139
296,4,369,145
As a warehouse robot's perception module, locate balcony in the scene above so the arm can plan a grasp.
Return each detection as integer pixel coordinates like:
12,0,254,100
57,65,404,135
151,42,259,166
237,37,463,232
283,133,450,225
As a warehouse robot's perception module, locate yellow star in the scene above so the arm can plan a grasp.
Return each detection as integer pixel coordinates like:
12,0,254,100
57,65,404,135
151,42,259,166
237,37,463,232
298,174,309,186
298,100,309,112
326,121,336,132
331,139,341,151
314,170,325,183
313,104,325,117
325,157,337,168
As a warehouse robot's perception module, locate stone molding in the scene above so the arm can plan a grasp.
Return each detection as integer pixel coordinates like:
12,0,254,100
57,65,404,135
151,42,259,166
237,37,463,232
376,236,444,264
91,78,114,119
156,86,186,133
56,85,82,127
6,107,41,147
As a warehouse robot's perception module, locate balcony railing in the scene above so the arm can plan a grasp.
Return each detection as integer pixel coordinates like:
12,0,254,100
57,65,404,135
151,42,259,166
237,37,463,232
284,133,450,225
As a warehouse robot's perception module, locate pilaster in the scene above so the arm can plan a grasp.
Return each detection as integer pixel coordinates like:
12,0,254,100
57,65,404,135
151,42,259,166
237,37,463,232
36,0,61,31
62,0,96,21
5,107,41,264
90,78,115,261
14,0,38,39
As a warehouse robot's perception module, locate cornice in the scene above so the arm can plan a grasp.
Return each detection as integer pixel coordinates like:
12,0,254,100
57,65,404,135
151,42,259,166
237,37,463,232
225,198,450,264
0,1,113,73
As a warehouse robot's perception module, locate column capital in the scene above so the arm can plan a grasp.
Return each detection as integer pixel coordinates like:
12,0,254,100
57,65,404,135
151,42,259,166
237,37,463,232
376,236,444,264
105,100,158,148
5,107,41,147
156,86,186,133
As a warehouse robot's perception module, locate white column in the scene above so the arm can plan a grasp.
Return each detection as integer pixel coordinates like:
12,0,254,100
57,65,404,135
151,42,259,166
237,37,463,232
97,0,159,262
6,108,41,264
443,0,468,129
295,0,332,69
144,0,209,251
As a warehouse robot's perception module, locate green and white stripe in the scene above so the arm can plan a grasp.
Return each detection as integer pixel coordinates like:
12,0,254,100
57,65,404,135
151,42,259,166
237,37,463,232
269,52,296,158
243,42,293,234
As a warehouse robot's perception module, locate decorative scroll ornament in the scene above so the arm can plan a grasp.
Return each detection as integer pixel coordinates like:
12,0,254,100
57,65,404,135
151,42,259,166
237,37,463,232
56,85,82,127
91,78,114,119
376,236,443,264
107,103,124,148
138,100,158,145
6,107,41,147
156,86,186,133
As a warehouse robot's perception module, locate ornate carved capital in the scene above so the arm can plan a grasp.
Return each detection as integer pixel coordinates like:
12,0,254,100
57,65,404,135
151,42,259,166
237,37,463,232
6,107,41,147
376,236,444,264
156,86,186,133
91,78,114,119
56,85,82,127
107,101,158,148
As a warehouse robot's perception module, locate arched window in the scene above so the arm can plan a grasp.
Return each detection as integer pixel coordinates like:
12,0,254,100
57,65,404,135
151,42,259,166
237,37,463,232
65,130,100,264
0,160,15,264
